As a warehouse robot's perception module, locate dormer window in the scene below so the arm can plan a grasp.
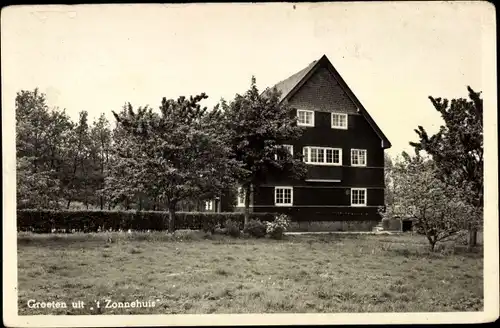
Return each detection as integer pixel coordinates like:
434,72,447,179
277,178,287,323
331,112,348,129
297,110,314,127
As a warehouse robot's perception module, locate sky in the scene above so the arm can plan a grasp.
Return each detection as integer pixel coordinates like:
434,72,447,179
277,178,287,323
1,2,495,157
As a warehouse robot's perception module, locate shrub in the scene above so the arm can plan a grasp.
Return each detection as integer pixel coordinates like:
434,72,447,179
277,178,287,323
266,214,291,239
225,220,241,238
17,209,276,233
244,219,267,238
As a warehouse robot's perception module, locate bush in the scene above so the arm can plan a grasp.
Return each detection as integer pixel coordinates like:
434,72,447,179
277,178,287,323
225,220,241,238
17,209,276,233
266,214,291,239
244,219,267,238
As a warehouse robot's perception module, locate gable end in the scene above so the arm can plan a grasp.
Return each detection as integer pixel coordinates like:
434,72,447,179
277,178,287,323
275,55,392,149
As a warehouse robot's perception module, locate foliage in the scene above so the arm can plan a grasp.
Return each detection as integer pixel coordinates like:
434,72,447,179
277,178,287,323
410,86,483,246
243,219,267,238
90,113,113,209
384,153,394,206
15,89,74,209
266,214,291,239
15,89,114,210
222,77,307,227
17,209,276,233
111,94,240,232
224,219,241,238
379,153,479,251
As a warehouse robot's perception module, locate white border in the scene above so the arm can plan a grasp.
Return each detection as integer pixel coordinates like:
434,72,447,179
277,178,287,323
297,109,315,127
2,3,498,327
303,146,342,166
350,188,367,207
274,186,293,206
331,112,348,130
351,149,367,167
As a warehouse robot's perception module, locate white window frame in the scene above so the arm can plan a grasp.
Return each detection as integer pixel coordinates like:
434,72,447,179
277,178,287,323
351,149,367,167
236,187,245,207
351,188,367,207
274,186,293,207
275,144,294,160
297,110,315,127
302,146,342,166
331,112,348,130
204,200,214,211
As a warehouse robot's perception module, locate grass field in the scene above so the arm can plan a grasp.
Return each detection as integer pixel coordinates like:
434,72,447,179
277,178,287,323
17,231,483,315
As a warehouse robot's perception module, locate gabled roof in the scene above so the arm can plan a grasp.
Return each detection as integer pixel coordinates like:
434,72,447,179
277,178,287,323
268,54,392,149
271,60,318,103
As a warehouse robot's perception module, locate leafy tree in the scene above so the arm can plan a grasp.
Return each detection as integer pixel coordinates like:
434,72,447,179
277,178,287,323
16,157,61,209
222,77,307,227
105,104,145,210
16,89,73,208
384,152,394,207
112,94,238,232
380,152,478,251
63,111,94,208
410,86,483,247
90,114,112,209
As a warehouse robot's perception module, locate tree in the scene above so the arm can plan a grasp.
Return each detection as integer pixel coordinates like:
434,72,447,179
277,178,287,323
63,111,94,208
384,152,394,207
112,94,238,232
381,152,478,251
223,77,307,227
90,114,112,209
16,89,73,209
410,86,483,247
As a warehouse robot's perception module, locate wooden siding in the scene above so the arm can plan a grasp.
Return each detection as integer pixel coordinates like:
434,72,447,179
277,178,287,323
288,66,359,114
254,185,384,207
239,57,389,222
252,205,382,222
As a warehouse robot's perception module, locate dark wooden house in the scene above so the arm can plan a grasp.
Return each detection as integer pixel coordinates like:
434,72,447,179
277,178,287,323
212,55,391,222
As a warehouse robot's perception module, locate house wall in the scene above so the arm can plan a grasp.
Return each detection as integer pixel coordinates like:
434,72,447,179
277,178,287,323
289,66,359,114
251,62,386,222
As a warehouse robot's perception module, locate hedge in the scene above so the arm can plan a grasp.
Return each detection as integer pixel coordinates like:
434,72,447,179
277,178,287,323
17,209,277,233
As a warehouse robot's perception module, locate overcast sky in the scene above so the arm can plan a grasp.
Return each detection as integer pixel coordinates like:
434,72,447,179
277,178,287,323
1,2,494,157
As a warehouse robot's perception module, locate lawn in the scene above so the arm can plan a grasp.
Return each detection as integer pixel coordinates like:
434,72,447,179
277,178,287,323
17,231,483,315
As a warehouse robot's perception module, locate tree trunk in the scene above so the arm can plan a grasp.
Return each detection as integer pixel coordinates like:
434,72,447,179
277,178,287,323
430,241,436,252
100,196,104,210
468,229,477,251
167,206,175,233
66,199,71,209
244,184,251,228
425,232,436,252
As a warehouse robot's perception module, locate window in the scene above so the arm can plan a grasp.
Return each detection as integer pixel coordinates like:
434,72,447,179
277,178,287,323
351,149,367,166
275,144,293,160
331,113,348,129
351,188,367,206
236,187,245,207
297,110,314,127
204,200,213,211
302,147,309,162
302,146,342,165
275,187,293,206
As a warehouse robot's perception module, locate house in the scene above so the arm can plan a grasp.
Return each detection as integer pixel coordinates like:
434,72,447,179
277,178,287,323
212,54,391,222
